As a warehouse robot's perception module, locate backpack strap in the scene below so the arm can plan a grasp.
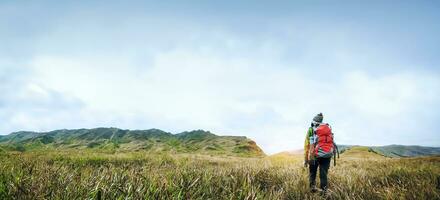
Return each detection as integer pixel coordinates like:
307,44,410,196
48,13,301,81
331,129,339,166
333,142,339,166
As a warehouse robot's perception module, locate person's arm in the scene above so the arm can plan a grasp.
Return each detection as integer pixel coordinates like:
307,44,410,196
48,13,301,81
308,135,315,161
304,128,311,166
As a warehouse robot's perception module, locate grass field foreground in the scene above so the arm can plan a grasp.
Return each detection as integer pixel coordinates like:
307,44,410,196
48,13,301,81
0,148,439,199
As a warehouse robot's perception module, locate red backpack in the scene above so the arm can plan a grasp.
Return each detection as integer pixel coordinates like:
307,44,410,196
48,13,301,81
314,123,335,158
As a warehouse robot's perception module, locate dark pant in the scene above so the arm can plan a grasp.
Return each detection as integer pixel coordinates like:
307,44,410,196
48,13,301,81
309,157,331,190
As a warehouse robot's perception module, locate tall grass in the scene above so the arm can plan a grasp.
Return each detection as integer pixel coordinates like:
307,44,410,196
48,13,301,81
0,151,439,199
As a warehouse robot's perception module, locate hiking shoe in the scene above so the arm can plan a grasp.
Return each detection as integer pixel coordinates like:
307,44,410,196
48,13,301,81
320,189,329,198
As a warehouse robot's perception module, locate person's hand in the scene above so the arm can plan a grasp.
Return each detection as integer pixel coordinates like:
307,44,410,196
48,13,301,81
304,160,309,167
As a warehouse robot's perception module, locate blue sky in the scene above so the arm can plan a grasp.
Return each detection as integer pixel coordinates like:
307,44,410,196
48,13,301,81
1,1,439,154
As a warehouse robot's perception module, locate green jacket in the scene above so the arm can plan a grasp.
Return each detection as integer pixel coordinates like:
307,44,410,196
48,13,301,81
304,127,315,161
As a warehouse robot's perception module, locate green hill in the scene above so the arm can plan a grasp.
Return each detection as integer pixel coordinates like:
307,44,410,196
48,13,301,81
339,146,385,159
0,128,265,157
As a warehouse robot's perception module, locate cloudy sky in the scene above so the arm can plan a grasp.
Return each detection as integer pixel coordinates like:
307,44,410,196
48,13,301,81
1,1,439,154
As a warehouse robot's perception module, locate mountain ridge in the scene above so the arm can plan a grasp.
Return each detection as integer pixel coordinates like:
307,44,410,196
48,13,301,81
0,128,265,157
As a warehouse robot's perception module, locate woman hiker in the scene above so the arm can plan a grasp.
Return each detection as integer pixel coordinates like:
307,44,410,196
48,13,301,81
304,113,336,194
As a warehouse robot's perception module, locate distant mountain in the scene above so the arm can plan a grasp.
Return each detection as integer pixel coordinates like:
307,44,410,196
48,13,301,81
273,145,440,158
0,128,265,157
369,145,440,158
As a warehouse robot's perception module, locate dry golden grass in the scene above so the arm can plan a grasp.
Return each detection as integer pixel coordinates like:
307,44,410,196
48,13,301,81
0,148,439,199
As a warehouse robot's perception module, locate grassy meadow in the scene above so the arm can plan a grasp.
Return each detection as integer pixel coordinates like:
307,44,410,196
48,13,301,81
0,147,439,200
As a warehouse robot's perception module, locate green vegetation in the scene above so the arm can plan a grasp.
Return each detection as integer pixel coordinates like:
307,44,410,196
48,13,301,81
3,128,439,158
0,128,264,157
1,129,439,199
0,148,439,199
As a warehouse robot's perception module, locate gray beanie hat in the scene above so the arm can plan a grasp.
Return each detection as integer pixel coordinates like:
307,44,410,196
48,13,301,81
313,113,323,123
